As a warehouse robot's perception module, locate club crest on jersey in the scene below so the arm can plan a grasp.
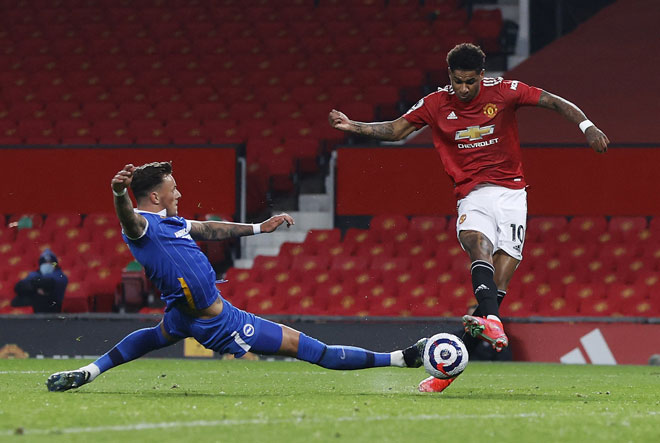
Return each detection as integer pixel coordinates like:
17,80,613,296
483,103,498,118
405,98,424,114
455,125,495,141
459,214,467,224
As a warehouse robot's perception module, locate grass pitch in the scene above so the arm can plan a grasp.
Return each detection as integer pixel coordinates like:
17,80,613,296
0,359,659,442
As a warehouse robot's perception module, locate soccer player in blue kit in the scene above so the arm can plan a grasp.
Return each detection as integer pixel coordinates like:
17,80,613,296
46,161,428,392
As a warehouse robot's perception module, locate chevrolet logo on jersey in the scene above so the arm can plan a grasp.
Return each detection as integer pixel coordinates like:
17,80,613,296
455,125,495,141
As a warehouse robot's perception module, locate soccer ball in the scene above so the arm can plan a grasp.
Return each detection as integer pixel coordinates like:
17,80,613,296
423,333,469,379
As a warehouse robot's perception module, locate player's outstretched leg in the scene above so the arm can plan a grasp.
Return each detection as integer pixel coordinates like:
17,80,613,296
295,333,429,369
418,376,456,393
45,323,172,392
462,315,508,351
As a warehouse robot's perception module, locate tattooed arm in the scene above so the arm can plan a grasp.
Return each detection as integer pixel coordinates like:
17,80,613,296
111,164,147,239
189,213,295,241
328,109,417,141
537,90,610,153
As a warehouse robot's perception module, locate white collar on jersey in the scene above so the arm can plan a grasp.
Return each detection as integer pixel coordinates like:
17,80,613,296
134,208,167,216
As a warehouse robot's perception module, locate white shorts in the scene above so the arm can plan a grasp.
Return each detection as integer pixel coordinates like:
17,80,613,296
455,185,527,260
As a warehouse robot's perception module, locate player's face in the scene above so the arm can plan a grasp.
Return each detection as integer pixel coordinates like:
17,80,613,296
157,174,181,216
448,69,484,102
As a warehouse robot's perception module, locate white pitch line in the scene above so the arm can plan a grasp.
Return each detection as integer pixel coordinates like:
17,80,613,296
2,413,544,436
3,410,659,436
0,371,48,374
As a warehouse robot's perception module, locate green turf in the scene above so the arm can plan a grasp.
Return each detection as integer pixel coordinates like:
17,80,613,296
1,359,659,442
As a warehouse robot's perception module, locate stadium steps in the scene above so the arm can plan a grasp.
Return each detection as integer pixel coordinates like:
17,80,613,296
234,192,334,269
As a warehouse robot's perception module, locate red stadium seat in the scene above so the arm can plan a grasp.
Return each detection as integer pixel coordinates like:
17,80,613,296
252,255,292,273
568,216,608,243
259,268,296,286
323,243,356,258
296,269,338,289
229,281,273,310
369,214,409,240
54,120,91,139
500,294,536,317
619,298,656,317
192,103,229,121
327,292,369,317
302,229,342,253
368,293,411,316
152,102,191,121
279,241,313,258
45,102,80,120
18,119,53,139
286,293,328,316
117,103,152,121
524,242,558,270
62,282,92,313
43,213,81,231
527,216,569,242
605,283,648,307
395,241,435,259
273,281,313,306
370,256,411,273
380,268,422,288
201,119,244,143
579,297,618,317
291,255,330,274
246,294,286,315
608,216,648,242
535,293,580,316
82,103,117,121
165,119,203,141
411,255,449,277
355,242,395,260
558,244,597,268
330,255,369,273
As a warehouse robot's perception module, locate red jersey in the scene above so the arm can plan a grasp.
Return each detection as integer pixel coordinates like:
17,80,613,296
403,77,542,199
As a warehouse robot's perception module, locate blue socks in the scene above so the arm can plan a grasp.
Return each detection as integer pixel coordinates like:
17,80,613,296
297,333,391,370
85,324,393,379
92,324,170,374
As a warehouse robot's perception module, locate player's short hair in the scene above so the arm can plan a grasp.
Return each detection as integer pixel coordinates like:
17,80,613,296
131,161,173,200
447,43,486,72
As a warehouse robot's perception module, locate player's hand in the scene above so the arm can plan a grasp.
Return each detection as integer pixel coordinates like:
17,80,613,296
585,126,609,153
260,213,295,233
328,109,353,132
111,164,136,194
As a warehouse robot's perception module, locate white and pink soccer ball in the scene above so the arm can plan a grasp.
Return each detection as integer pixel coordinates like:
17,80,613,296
423,333,469,379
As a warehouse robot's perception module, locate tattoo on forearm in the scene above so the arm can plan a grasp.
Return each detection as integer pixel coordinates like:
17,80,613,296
539,91,586,124
199,223,220,240
193,222,253,241
353,122,396,140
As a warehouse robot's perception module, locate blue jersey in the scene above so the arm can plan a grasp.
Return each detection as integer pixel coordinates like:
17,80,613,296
123,210,219,311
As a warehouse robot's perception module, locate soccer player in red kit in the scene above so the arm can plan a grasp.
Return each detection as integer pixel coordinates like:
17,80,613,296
329,43,609,393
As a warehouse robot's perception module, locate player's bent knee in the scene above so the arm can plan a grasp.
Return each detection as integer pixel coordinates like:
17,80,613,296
276,325,300,357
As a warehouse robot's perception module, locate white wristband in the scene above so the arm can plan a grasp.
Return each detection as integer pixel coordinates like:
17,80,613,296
112,188,127,197
252,223,261,235
579,120,594,134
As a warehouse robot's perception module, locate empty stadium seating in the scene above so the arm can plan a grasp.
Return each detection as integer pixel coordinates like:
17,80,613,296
219,214,659,318
0,0,505,214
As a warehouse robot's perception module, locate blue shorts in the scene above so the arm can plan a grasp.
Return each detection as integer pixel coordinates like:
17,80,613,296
162,299,283,358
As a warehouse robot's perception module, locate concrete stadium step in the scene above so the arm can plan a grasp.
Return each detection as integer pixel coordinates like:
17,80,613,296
299,194,332,212
286,210,333,231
